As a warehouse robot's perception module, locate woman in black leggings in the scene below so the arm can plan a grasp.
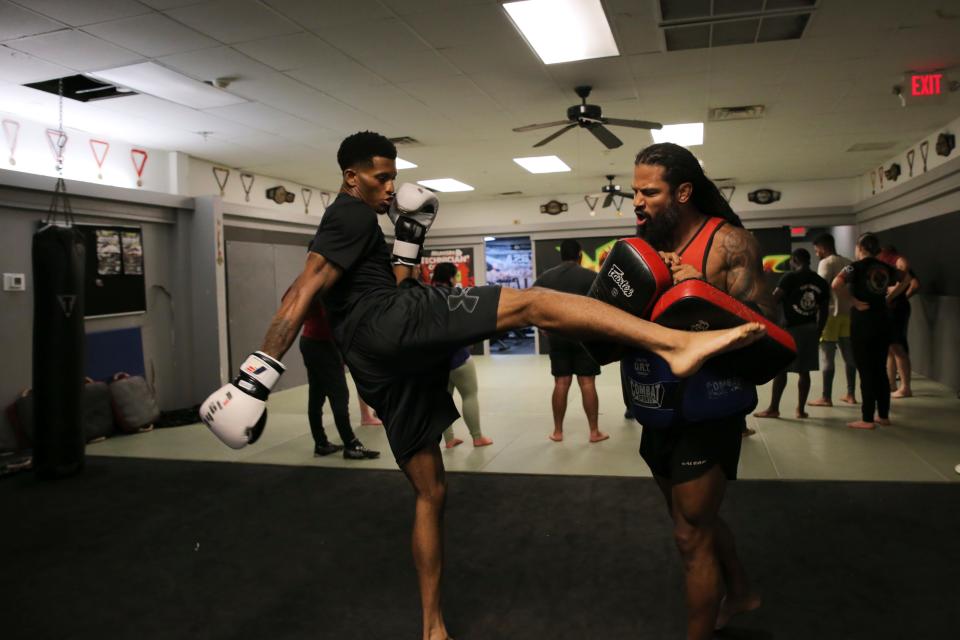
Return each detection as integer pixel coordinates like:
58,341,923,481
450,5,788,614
831,233,909,429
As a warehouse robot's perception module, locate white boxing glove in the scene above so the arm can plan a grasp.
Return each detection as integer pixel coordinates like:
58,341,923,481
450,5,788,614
388,183,439,266
200,351,285,449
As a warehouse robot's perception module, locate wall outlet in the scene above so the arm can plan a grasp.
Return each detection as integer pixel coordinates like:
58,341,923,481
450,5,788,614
3,273,25,291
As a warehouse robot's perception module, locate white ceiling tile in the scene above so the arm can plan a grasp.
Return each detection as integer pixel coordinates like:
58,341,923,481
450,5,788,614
165,0,301,44
362,50,463,84
18,0,150,27
204,101,329,137
6,29,142,71
320,17,429,64
138,0,203,9
0,44,71,83
82,13,218,57
262,0,393,30
94,94,249,137
233,32,338,71
400,3,511,49
286,62,384,96
0,1,63,40
159,45,276,84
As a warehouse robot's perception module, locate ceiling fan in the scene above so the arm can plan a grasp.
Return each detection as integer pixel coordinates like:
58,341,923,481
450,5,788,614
585,175,631,216
512,85,662,150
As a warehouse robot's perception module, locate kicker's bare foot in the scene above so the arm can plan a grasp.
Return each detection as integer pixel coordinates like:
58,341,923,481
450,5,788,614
549,431,563,442
589,431,609,443
716,592,762,630
840,394,858,404
753,409,780,419
426,622,451,640
361,416,383,426
809,397,832,407
742,427,757,438
847,420,876,430
473,436,493,447
663,322,767,378
796,410,809,419
876,418,891,426
891,389,912,398
445,438,464,449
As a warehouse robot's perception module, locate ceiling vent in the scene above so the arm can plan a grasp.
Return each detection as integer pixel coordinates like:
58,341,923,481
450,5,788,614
24,74,137,102
388,136,420,145
659,0,815,51
847,142,898,152
709,105,766,121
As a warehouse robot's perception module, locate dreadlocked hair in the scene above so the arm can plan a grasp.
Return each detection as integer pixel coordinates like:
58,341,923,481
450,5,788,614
635,143,742,227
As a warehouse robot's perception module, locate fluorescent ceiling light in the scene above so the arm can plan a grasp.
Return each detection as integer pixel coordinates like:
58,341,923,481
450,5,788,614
417,178,474,193
395,157,417,169
651,122,704,147
503,0,619,64
513,155,571,174
484,236,497,241
91,62,246,109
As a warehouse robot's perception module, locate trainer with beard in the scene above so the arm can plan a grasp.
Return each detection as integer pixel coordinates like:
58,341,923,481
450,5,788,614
632,142,775,639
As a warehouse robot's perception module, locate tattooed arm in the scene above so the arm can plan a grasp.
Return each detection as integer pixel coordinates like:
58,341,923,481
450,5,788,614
717,226,778,320
259,251,342,358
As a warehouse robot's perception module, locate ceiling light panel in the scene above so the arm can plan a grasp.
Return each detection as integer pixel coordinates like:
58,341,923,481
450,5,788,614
91,62,246,109
513,155,571,174
651,122,704,147
503,0,619,64
396,157,418,169
417,178,474,192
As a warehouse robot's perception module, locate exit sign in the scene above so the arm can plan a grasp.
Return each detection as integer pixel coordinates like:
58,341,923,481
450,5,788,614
911,73,943,97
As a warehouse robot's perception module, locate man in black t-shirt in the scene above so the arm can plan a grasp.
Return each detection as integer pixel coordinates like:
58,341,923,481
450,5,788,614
533,239,608,443
833,233,908,430
201,132,766,640
754,248,829,419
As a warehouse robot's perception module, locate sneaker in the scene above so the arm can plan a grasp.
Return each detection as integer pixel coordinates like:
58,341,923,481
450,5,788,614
314,442,343,457
344,442,380,460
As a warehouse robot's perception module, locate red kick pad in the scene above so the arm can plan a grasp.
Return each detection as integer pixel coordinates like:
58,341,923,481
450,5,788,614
651,280,797,385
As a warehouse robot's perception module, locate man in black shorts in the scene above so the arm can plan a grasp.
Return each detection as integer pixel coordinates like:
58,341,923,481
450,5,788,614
201,132,764,640
632,143,775,639
533,239,608,443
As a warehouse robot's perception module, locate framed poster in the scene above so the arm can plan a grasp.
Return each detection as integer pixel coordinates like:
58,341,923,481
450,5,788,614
419,247,476,286
77,223,146,317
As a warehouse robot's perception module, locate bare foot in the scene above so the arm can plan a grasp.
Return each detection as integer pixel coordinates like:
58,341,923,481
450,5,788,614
549,432,563,442
426,622,451,640
891,389,912,398
809,397,832,407
473,436,494,447
445,438,464,449
841,395,858,405
589,431,610,443
876,418,891,426
716,592,762,630
796,410,809,419
742,427,757,438
361,416,383,426
753,409,780,419
663,322,767,378
847,420,876,430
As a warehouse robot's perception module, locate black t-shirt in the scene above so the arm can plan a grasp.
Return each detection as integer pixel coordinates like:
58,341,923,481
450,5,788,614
776,269,829,327
309,193,397,349
533,262,596,295
842,257,899,321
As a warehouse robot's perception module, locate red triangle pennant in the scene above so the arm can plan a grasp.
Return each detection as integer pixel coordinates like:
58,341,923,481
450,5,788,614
131,149,148,186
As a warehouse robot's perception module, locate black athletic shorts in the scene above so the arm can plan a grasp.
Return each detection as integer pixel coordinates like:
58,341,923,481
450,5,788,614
341,281,502,467
639,416,745,483
890,300,910,351
548,336,601,377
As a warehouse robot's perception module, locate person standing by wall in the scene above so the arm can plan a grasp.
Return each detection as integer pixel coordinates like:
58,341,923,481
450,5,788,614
809,234,858,407
878,245,920,399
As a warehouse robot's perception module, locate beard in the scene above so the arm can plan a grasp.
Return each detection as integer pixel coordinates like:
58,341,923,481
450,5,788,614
637,200,682,251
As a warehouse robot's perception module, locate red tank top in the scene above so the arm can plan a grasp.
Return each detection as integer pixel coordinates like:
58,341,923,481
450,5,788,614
678,217,726,275
302,297,333,341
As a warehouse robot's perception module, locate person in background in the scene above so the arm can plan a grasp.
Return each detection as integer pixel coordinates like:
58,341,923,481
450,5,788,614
533,239,608,443
754,248,829,419
300,296,381,459
832,233,908,430
430,262,493,449
878,245,920,399
809,234,858,407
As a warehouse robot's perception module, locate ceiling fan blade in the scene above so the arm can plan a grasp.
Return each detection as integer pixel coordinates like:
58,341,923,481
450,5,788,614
602,193,614,208
533,123,577,147
513,120,573,133
603,117,663,130
586,123,623,149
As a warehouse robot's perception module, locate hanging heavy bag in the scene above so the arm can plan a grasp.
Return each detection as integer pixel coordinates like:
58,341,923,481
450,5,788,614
32,191,86,479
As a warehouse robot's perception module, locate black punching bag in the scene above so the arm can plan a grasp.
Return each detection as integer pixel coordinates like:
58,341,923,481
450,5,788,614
32,213,86,479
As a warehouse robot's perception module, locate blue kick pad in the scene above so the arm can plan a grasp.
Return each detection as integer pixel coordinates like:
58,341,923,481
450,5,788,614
86,327,145,382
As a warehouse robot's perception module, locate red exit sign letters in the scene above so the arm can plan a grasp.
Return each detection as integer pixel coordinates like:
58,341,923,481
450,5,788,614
911,73,943,97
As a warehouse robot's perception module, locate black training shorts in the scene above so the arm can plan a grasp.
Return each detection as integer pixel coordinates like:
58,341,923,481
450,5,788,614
342,281,501,467
639,416,745,483
548,336,601,377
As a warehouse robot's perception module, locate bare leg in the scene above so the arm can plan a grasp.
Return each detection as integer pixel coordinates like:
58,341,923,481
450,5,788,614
890,344,912,397
401,445,450,640
796,371,810,418
550,376,571,441
754,372,786,418
359,396,382,426
577,376,607,442
886,350,898,392
495,288,765,378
